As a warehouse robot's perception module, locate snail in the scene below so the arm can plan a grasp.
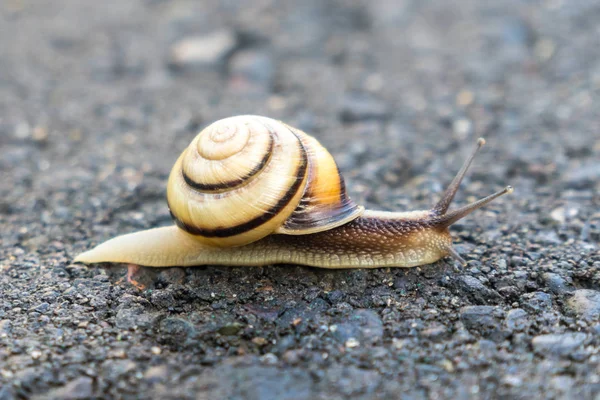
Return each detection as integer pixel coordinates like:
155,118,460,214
75,115,513,269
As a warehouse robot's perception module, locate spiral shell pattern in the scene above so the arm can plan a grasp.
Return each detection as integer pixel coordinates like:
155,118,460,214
167,115,362,247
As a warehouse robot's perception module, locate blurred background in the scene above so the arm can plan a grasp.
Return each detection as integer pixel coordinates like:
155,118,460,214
2,0,598,210
1,1,599,398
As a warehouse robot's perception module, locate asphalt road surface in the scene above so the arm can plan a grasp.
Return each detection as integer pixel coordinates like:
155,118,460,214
1,1,599,399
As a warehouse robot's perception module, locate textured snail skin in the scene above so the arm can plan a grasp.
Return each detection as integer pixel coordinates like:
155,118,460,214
74,210,453,268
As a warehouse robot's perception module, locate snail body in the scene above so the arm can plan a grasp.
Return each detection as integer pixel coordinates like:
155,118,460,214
75,115,512,269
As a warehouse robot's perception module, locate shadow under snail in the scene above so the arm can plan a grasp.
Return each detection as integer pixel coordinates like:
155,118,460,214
75,115,513,269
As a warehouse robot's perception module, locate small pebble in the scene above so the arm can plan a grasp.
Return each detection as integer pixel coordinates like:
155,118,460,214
46,377,94,399
456,90,474,106
252,337,268,346
521,292,552,313
532,332,586,357
330,309,383,344
460,306,507,341
565,289,600,319
503,308,530,332
169,31,236,69
144,365,167,383
260,353,279,365
550,206,579,224
454,275,501,304
453,118,473,138
542,273,573,295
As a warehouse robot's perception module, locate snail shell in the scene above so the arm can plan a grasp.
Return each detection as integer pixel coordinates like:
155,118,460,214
166,115,364,247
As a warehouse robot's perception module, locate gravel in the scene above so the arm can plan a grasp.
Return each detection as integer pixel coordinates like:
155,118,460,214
565,289,600,320
532,333,588,357
1,0,599,399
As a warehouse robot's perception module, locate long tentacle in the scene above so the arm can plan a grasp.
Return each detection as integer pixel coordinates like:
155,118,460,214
432,138,486,215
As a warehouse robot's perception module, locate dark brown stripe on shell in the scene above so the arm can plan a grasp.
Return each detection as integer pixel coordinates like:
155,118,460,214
182,134,274,192
169,132,308,238
281,158,360,231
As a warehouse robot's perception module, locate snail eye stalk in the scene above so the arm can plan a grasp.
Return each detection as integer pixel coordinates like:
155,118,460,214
432,138,486,216
435,186,514,228
429,137,513,228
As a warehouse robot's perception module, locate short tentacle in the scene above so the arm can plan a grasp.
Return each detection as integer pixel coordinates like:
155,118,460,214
446,246,467,266
433,186,513,228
